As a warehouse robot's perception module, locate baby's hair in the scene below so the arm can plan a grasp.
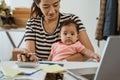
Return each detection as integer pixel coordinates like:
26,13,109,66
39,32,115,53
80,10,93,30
60,19,79,33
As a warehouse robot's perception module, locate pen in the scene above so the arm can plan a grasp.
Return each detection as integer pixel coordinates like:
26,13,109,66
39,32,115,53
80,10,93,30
39,62,64,67
19,69,41,76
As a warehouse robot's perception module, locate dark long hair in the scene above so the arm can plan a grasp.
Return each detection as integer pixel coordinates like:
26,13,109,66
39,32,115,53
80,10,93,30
60,19,79,34
30,0,43,18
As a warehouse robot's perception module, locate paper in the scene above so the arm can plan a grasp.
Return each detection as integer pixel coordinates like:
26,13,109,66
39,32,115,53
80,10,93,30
1,63,41,77
41,64,67,73
1,66,23,77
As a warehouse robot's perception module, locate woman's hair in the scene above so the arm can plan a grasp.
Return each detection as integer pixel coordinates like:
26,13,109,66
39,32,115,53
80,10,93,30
30,0,43,18
60,19,79,34
30,0,60,19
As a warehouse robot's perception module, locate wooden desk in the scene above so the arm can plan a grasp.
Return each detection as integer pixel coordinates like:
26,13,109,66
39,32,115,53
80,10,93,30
0,61,99,80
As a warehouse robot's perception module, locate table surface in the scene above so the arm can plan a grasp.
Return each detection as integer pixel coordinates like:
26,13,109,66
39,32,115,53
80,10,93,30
0,27,25,31
0,61,99,80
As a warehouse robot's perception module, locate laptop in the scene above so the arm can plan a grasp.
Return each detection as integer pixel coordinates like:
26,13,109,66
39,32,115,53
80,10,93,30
94,36,120,80
67,36,120,80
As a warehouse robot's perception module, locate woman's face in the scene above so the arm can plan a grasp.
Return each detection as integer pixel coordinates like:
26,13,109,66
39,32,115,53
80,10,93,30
38,0,60,21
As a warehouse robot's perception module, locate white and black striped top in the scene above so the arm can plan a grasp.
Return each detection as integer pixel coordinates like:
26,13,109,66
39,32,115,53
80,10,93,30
25,13,85,60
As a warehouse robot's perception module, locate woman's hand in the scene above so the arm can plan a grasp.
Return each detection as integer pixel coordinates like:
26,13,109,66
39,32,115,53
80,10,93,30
17,48,38,62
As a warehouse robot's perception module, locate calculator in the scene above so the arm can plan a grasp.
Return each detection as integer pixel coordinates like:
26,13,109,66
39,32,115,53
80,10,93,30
16,62,39,68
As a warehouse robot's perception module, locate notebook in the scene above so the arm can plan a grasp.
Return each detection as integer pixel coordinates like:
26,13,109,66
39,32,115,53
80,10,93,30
94,36,120,80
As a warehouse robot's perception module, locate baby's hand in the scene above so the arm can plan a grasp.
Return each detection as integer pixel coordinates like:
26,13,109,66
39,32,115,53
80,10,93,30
93,53,100,62
82,49,101,62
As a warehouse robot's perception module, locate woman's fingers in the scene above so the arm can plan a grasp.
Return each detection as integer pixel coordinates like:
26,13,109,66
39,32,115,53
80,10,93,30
28,53,38,62
17,53,38,62
17,53,27,62
17,54,21,61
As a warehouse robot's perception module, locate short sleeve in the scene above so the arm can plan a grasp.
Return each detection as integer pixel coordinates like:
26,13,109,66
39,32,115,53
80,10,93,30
71,14,86,31
24,19,36,41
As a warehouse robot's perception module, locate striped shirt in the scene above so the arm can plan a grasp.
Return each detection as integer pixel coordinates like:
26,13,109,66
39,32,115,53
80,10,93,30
25,13,85,60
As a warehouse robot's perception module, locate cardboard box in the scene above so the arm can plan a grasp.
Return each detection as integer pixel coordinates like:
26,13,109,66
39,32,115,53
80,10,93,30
14,18,28,27
13,8,31,14
12,7,31,27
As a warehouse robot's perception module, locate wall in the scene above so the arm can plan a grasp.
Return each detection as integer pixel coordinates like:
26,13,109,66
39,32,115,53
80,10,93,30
0,0,106,61
60,0,106,54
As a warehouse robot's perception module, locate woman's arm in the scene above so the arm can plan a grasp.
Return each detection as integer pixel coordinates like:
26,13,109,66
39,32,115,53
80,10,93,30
25,41,36,53
78,30,94,51
66,30,94,61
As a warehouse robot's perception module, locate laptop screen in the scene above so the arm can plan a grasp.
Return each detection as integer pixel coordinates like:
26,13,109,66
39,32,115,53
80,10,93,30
94,36,120,80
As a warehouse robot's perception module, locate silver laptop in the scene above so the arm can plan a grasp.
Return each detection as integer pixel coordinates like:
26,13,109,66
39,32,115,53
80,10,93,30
67,36,120,80
94,36,120,80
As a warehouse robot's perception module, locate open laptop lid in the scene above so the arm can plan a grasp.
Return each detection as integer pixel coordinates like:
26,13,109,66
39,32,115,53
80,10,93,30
94,36,120,80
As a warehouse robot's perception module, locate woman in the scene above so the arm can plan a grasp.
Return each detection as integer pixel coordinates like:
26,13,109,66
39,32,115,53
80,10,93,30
17,0,94,62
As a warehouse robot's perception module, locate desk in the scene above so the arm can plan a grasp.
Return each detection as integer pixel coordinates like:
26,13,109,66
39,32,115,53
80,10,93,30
0,28,25,48
0,61,99,80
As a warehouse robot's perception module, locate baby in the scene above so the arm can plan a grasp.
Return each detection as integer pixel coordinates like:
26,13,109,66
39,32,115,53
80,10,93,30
48,19,100,62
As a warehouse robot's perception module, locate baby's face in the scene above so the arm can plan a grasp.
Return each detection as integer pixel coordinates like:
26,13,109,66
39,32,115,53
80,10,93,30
60,23,78,45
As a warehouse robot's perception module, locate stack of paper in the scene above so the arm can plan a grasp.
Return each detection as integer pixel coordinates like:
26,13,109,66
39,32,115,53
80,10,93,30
1,65,42,78
41,64,67,73
1,66,23,77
